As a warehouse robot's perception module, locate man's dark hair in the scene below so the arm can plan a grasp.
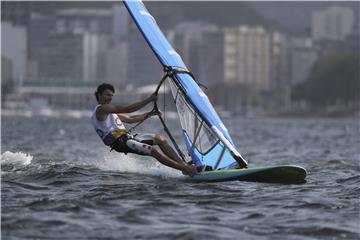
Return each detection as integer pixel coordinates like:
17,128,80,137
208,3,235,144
95,83,115,102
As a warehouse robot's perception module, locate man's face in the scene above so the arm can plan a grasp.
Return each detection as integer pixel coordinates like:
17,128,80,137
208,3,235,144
99,89,114,104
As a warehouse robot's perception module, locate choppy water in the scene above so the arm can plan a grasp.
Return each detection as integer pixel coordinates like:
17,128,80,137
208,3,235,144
1,110,359,239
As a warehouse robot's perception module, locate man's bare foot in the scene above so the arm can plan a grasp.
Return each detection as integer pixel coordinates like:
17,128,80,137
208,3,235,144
182,165,197,177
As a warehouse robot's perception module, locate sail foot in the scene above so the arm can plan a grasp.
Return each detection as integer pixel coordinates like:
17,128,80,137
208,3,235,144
232,153,248,169
211,125,248,168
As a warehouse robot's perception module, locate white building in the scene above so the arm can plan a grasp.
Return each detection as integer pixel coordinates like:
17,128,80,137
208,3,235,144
312,5,355,41
83,33,110,84
1,22,27,85
127,32,162,87
105,41,128,88
224,26,271,91
112,4,130,42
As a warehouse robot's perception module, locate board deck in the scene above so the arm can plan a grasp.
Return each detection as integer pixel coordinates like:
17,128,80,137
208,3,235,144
188,165,307,183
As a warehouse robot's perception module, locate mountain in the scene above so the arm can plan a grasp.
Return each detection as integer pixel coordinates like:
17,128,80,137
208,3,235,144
10,1,360,36
26,1,270,29
250,1,360,36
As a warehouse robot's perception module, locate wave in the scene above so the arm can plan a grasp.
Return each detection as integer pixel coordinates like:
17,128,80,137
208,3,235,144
1,151,33,173
0,149,185,181
336,175,360,184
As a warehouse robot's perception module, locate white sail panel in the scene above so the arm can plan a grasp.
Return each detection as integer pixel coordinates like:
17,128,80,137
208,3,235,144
168,79,218,155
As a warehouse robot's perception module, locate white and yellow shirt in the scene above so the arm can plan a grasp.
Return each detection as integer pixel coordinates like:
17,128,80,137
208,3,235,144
90,105,127,145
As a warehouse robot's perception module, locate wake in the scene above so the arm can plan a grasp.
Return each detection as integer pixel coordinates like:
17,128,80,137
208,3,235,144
95,151,185,179
0,150,184,179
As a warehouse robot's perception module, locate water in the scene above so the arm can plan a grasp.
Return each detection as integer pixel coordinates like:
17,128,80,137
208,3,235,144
1,111,359,239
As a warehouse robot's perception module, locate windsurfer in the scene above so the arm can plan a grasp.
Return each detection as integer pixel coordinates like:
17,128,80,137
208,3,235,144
90,83,197,176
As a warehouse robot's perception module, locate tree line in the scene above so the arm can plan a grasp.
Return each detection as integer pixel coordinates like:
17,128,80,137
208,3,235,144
291,52,359,108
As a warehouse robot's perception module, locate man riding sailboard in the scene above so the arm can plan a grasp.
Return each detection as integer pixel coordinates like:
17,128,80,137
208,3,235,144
90,83,197,176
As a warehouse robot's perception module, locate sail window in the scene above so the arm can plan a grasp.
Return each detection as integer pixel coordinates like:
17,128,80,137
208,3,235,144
168,78,218,154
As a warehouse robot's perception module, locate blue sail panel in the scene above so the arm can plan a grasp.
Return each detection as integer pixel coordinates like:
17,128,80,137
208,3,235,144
123,0,186,69
183,132,236,170
167,77,239,170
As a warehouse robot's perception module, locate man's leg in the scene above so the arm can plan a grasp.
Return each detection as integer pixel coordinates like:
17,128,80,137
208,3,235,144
154,134,185,164
151,146,196,176
126,138,196,176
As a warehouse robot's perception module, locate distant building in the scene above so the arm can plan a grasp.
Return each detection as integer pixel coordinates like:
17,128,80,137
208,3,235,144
83,33,110,84
1,22,27,85
271,31,291,90
170,22,204,77
26,14,54,83
112,4,130,42
2,57,13,84
168,22,224,87
127,33,162,87
27,7,123,86
27,13,56,65
28,31,110,86
289,37,318,86
42,33,84,85
224,26,271,91
198,27,225,87
1,1,31,27
55,8,113,35
25,5,135,87
105,41,128,88
312,5,355,42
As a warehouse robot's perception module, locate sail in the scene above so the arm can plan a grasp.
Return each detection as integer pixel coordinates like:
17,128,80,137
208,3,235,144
124,0,247,169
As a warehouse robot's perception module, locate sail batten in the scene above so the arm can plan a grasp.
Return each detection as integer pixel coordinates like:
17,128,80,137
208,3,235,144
124,0,247,169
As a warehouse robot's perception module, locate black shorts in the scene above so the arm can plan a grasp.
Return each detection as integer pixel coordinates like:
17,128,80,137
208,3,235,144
111,133,155,155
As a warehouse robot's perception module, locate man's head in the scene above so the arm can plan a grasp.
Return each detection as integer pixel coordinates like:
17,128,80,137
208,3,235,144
95,83,115,104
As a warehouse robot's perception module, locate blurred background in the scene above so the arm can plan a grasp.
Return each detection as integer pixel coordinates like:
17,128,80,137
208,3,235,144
1,1,359,117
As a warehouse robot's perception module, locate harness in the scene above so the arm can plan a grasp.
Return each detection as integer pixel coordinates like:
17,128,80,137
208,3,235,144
110,133,131,154
103,129,131,154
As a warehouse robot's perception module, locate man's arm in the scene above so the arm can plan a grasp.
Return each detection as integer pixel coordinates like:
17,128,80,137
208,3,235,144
118,112,149,123
96,94,157,121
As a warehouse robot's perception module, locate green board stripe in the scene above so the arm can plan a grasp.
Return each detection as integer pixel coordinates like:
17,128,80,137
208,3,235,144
189,165,307,183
